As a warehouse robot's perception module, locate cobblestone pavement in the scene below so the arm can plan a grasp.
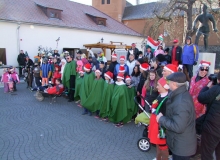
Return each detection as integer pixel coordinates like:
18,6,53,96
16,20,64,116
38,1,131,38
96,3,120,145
0,83,156,160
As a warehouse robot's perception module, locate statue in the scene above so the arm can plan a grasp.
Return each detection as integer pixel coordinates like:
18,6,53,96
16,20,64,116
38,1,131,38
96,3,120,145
192,4,218,51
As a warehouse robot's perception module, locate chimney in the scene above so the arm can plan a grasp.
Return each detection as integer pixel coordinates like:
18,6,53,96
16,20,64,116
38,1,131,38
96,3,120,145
136,0,140,5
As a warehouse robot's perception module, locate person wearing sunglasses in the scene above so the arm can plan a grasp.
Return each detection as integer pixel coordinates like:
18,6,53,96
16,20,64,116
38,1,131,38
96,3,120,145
189,60,211,118
62,55,77,102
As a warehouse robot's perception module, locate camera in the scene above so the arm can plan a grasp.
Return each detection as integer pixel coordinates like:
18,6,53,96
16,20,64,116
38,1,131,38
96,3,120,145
208,74,217,85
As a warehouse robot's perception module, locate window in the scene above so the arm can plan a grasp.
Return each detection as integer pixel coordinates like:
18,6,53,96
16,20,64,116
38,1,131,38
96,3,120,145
107,0,110,4
98,20,105,25
0,48,6,65
102,0,105,4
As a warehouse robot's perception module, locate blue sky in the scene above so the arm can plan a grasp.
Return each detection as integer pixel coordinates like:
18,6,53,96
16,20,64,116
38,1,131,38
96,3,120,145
70,0,157,5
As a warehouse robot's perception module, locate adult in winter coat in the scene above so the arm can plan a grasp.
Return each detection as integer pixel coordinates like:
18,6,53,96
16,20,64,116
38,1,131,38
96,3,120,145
127,43,139,60
182,36,199,81
17,50,26,76
62,55,77,102
114,56,129,78
189,60,210,118
108,53,118,79
171,39,182,67
157,72,197,160
198,71,220,160
126,54,136,75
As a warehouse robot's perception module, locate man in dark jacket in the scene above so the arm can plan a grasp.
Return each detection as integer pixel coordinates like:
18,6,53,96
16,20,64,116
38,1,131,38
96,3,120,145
144,46,153,62
17,50,26,77
108,53,118,80
157,72,197,160
127,43,139,60
171,39,182,67
198,72,220,160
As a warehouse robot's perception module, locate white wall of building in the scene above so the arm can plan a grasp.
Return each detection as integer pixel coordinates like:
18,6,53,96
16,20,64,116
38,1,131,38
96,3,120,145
0,22,142,66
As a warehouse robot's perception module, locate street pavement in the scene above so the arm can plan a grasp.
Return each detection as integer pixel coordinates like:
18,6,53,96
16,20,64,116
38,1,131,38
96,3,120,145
0,83,156,160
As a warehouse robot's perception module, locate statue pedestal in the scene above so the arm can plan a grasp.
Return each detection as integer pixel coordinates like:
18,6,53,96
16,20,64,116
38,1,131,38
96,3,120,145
193,52,216,75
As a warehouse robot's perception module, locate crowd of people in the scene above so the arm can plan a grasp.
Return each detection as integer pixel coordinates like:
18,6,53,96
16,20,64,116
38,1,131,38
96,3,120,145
1,39,220,160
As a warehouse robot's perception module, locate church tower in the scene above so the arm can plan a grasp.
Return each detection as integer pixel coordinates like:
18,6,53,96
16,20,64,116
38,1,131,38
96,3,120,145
92,0,126,22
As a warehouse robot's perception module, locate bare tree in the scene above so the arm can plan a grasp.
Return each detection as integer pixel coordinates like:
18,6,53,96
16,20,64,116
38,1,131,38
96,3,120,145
144,0,220,43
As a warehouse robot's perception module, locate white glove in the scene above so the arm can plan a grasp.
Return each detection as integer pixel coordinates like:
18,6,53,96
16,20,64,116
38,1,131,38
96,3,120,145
178,64,183,70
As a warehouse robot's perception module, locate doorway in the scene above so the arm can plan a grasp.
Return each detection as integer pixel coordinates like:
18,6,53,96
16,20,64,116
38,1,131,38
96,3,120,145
0,48,6,65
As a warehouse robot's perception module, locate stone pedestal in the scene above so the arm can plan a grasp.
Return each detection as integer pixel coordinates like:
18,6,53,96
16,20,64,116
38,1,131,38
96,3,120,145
193,52,216,75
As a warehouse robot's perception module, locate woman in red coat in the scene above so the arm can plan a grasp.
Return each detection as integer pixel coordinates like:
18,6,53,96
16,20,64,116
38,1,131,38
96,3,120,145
148,77,169,160
189,60,210,118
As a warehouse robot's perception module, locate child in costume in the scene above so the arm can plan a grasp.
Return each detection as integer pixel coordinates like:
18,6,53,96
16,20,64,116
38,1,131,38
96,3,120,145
1,68,9,93
40,58,52,86
32,62,41,91
74,71,84,106
142,70,159,110
8,69,14,92
52,65,61,85
80,63,95,116
154,45,165,57
10,68,19,91
109,73,130,127
99,71,114,121
76,56,83,72
82,69,104,117
148,77,169,160
44,78,64,95
125,75,138,121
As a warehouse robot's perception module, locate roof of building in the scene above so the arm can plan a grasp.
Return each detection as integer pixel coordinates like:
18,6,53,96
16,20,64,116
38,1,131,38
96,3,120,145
123,2,167,20
122,2,200,20
0,0,141,37
126,1,133,7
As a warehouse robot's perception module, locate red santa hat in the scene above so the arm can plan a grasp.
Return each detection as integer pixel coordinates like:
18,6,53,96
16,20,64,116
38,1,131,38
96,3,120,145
158,77,169,90
111,53,117,59
200,60,211,67
119,65,125,72
104,71,113,79
84,63,91,71
163,64,178,73
120,56,125,61
95,69,101,74
125,75,131,81
117,73,124,80
140,63,149,71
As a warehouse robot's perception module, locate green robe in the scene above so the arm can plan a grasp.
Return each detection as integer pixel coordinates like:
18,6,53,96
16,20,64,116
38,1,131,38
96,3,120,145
123,86,138,122
74,73,83,101
82,78,104,112
62,61,76,89
109,84,130,123
99,82,114,118
80,72,95,106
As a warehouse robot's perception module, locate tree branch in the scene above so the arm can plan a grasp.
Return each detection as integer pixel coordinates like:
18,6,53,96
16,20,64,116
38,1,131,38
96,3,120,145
175,6,188,12
175,0,188,4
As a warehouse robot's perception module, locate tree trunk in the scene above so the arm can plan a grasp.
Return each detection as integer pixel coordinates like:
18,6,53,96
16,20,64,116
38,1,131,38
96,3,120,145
185,2,193,40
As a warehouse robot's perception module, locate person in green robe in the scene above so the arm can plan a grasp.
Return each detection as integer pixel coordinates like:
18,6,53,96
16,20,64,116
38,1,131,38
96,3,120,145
74,71,84,105
124,75,138,122
109,73,130,127
80,63,95,115
99,71,114,121
82,69,104,116
62,55,77,102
